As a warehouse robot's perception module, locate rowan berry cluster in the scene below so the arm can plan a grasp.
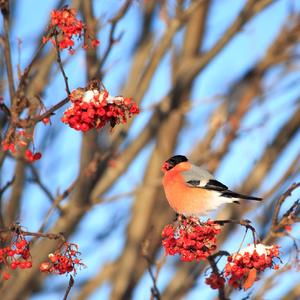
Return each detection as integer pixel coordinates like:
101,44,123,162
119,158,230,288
61,87,139,132
162,217,282,291
1,130,42,163
40,242,84,275
205,272,225,290
0,236,32,281
43,7,99,54
162,218,221,262
224,244,280,289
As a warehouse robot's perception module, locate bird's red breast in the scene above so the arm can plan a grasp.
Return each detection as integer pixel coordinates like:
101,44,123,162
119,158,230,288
162,162,213,215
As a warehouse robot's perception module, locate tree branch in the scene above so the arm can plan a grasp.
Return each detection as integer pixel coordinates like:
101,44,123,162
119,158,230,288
1,0,15,103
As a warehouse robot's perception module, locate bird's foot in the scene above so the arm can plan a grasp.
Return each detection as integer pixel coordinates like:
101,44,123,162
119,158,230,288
175,213,186,223
188,216,200,224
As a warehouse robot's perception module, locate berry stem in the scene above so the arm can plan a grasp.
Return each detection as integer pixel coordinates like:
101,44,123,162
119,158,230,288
63,275,74,300
54,33,71,95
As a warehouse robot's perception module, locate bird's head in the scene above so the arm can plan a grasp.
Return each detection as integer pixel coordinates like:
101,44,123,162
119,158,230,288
162,155,188,172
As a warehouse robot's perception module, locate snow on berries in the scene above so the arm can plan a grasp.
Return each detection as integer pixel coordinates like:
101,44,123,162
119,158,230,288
43,7,99,54
61,81,139,132
161,218,221,262
224,243,280,290
39,242,85,275
162,216,282,293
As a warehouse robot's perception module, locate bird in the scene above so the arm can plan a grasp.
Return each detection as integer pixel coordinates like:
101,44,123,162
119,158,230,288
162,155,262,216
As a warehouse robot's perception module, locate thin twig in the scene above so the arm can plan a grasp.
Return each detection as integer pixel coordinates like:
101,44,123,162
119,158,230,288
0,224,65,240
143,255,161,300
0,176,15,197
262,184,300,245
16,1,66,96
263,201,300,245
215,219,259,244
29,165,55,203
37,179,77,233
98,0,131,69
63,275,74,300
19,230,63,240
0,101,11,117
209,250,231,260
141,239,165,300
16,38,47,97
207,255,229,300
34,97,69,123
54,34,71,95
272,182,300,226
0,176,15,227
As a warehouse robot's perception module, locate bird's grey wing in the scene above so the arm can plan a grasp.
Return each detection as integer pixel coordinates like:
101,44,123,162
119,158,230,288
181,166,228,191
181,166,215,188
181,166,261,201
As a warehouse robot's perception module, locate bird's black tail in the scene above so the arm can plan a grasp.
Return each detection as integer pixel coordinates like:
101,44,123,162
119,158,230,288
221,190,262,201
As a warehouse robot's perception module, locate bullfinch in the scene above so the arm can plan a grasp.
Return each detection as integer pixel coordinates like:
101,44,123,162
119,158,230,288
162,155,262,216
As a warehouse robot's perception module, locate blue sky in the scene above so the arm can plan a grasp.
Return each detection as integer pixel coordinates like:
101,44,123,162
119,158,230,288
2,0,300,299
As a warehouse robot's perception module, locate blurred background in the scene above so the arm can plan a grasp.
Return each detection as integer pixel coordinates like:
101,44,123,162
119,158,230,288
1,0,300,299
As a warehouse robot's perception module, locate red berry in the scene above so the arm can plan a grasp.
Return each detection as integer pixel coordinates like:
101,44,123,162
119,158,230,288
11,262,18,269
16,239,27,249
33,152,42,161
25,149,34,162
39,262,51,272
8,144,16,153
48,253,58,263
42,117,50,124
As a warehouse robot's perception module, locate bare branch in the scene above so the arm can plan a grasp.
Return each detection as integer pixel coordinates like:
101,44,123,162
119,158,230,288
34,97,69,123
143,255,161,300
54,34,71,95
0,0,15,103
0,176,15,197
98,0,132,69
272,182,300,226
29,165,55,203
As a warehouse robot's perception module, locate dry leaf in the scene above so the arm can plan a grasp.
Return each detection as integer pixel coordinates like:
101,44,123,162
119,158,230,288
243,268,257,290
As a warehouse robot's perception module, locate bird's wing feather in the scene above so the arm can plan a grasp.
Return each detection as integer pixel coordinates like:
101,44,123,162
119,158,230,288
203,179,228,191
180,165,262,201
181,165,214,188
181,165,229,191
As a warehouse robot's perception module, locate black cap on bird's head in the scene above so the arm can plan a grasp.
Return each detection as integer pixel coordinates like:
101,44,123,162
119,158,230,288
162,155,188,171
